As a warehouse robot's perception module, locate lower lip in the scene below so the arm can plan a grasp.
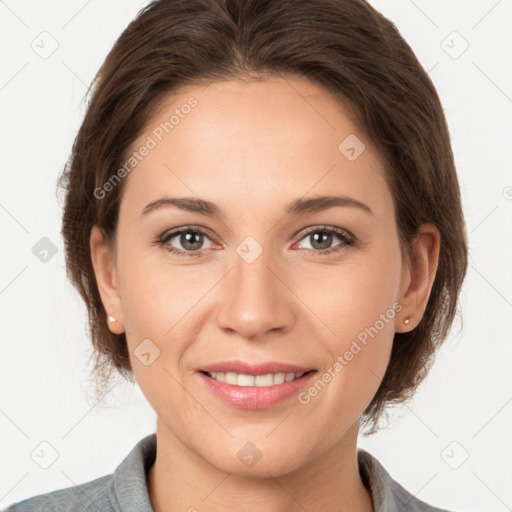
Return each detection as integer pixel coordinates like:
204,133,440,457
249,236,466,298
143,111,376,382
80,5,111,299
197,371,317,409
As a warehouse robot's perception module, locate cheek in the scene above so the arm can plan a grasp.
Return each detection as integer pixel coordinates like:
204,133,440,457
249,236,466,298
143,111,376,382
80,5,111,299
293,246,401,411
117,260,188,413
117,243,204,335
116,249,209,387
294,242,402,343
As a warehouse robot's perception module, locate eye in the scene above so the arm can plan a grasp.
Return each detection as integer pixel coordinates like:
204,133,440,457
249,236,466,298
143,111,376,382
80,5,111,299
295,225,355,255
156,224,355,258
157,226,215,257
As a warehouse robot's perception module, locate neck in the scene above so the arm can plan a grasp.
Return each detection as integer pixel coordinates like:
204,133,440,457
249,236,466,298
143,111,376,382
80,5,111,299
147,418,374,512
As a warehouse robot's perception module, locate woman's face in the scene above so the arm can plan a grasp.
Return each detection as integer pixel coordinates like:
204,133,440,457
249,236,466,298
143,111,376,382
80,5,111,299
93,76,417,476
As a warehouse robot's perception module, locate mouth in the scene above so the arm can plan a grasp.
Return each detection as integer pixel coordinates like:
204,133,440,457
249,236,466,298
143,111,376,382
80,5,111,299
199,369,316,387
196,362,318,409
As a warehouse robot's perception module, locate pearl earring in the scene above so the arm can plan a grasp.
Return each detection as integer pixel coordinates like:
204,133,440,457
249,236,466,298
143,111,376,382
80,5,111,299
107,314,117,323
404,315,412,325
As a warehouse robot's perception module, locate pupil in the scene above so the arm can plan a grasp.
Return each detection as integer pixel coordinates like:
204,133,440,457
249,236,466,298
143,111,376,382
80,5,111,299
311,232,332,250
182,232,203,250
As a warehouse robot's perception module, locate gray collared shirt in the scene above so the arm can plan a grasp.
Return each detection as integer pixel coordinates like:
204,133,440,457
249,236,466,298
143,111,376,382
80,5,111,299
3,433,453,511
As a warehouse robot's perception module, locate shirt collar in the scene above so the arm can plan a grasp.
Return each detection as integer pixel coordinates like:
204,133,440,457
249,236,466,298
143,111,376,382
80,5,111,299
358,447,397,510
357,447,451,511
112,433,156,512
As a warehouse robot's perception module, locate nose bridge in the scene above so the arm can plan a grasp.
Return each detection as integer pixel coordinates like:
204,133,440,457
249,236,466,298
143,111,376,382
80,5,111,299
217,236,292,338
235,238,275,295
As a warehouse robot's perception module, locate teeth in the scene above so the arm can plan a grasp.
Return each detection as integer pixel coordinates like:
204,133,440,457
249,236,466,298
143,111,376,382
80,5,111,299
208,371,305,386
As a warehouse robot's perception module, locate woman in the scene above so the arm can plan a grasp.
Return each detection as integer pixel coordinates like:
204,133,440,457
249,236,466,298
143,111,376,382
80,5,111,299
4,0,468,510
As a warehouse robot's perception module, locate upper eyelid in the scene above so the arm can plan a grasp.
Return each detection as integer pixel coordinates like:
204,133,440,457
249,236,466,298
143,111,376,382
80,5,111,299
299,225,353,238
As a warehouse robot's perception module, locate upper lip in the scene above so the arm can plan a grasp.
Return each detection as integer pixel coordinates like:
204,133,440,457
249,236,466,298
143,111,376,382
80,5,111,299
199,360,316,376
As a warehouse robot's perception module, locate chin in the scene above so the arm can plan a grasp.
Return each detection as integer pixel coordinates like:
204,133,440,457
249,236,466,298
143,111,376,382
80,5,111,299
216,458,299,479
203,443,307,479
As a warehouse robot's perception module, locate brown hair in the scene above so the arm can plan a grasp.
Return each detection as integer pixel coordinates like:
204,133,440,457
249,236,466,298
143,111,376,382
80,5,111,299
58,0,468,434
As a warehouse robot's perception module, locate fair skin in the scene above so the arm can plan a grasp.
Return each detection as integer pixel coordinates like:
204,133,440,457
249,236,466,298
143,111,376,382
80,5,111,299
90,76,440,512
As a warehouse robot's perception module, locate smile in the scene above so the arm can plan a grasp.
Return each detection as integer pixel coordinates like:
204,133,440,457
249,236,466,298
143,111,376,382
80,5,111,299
198,370,317,409
203,371,307,386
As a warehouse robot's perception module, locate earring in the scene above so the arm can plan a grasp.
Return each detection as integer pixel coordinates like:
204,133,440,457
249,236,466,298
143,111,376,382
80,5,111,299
404,315,412,325
107,314,117,323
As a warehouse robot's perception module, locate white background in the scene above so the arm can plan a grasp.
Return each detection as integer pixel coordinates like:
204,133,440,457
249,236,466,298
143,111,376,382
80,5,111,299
1,1,511,510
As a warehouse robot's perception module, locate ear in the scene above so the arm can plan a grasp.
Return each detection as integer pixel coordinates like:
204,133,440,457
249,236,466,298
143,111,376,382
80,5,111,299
90,225,125,334
395,223,440,333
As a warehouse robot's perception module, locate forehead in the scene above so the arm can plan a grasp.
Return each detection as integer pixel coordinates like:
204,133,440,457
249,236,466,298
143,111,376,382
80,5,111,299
121,76,391,220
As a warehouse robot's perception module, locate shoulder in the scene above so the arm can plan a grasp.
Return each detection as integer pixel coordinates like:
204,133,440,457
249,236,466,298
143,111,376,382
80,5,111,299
2,433,157,512
1,474,113,512
357,448,455,512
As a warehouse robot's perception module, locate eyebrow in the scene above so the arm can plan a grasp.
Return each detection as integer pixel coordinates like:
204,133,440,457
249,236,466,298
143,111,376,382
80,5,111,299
140,194,374,219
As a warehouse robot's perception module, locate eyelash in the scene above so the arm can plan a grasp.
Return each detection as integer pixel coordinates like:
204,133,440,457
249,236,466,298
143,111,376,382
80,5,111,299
156,225,355,258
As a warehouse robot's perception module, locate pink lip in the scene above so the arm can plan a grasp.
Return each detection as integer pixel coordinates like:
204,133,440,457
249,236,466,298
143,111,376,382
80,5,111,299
197,361,317,409
199,360,314,376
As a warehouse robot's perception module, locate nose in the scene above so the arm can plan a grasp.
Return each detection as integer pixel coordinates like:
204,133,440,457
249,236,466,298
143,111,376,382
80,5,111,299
216,243,295,341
